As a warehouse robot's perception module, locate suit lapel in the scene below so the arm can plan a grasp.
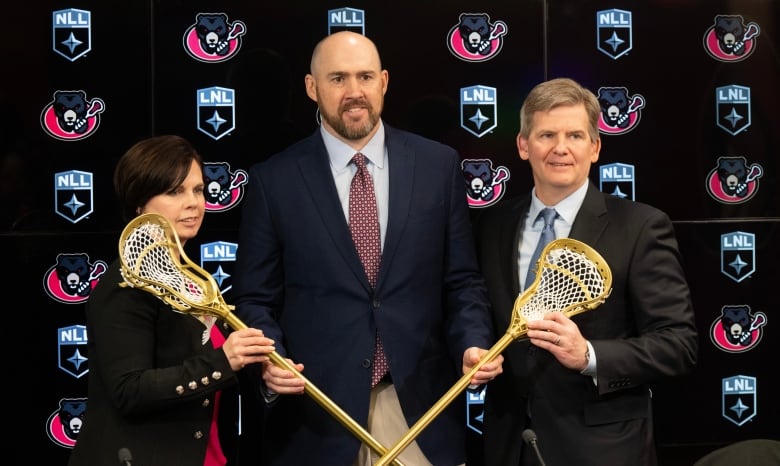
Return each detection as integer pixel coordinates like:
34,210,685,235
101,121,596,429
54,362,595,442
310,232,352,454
378,127,413,289
501,196,529,299
569,182,608,245
296,133,369,287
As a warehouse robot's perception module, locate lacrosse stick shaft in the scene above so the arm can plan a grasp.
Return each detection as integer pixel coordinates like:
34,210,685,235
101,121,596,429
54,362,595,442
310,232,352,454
225,315,404,466
374,333,515,466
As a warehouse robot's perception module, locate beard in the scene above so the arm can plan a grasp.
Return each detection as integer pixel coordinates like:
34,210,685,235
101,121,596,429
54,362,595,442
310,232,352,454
319,97,382,141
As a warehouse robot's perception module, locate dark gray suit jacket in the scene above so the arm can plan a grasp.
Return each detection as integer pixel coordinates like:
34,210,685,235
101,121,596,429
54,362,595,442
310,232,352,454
474,182,698,466
233,124,495,466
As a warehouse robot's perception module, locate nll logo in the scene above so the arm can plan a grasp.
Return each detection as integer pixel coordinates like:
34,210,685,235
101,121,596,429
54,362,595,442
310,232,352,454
54,170,94,223
58,325,88,378
328,7,365,34
52,8,91,61
599,163,635,200
596,9,632,59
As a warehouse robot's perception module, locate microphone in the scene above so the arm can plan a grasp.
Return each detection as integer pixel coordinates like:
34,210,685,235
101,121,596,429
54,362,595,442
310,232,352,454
522,428,546,466
118,447,133,466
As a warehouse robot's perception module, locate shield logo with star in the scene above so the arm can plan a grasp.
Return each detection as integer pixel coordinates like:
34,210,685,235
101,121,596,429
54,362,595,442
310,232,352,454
466,385,486,434
52,8,92,62
54,170,94,224
197,87,236,140
599,163,635,201
721,231,755,282
58,325,88,378
460,85,497,138
721,375,756,426
201,241,237,295
716,85,751,135
596,9,632,59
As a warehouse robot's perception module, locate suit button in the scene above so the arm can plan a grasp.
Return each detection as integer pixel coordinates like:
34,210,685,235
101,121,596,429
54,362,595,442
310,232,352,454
362,359,371,368
202,398,211,407
372,298,380,309
201,376,210,385
194,430,204,440
188,380,198,390
175,385,185,395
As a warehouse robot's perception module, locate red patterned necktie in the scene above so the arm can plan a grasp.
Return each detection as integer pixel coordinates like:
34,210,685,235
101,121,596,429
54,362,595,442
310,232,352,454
348,153,388,386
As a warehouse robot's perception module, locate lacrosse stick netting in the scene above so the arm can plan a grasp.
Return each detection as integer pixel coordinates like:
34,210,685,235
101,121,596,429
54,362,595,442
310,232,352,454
118,213,404,466
375,238,612,466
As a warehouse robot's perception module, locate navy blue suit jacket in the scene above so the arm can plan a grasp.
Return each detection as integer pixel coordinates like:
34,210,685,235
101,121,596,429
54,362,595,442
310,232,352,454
233,124,495,465
474,182,698,466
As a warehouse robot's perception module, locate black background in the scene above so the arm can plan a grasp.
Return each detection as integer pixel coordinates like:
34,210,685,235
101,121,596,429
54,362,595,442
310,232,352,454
5,1,778,464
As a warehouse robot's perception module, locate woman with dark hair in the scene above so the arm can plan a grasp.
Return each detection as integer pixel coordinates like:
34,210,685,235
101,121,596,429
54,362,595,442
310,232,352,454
68,135,274,466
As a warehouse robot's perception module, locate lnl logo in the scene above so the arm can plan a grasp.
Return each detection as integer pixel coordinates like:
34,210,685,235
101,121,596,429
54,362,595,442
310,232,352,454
197,87,236,140
722,375,757,426
716,85,751,135
200,241,237,294
720,231,755,282
460,85,497,138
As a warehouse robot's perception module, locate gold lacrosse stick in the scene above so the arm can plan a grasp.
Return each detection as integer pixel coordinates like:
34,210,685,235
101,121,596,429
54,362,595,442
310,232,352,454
375,238,612,466
118,213,404,466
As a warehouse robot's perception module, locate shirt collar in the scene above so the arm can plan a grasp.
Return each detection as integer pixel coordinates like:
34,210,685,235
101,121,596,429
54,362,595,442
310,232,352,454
321,121,386,171
529,179,589,226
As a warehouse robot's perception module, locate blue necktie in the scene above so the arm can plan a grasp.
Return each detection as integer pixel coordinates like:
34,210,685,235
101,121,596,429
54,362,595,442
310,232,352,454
525,208,558,289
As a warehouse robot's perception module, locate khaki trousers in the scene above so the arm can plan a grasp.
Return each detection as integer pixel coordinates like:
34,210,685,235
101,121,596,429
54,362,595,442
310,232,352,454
353,382,437,466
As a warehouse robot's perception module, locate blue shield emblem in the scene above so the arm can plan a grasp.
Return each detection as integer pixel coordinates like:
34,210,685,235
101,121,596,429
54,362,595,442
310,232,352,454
466,385,486,434
58,325,88,378
460,85,497,138
328,7,365,34
722,375,757,426
52,8,91,62
720,231,755,282
596,9,632,59
201,241,237,294
716,85,751,135
197,87,236,140
54,170,94,223
599,163,635,200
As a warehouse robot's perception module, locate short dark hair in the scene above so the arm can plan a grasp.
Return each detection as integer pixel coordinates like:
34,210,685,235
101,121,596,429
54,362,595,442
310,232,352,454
113,135,204,222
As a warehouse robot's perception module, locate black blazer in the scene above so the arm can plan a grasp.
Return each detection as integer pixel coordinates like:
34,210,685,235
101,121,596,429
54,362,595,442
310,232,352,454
474,182,698,466
232,124,495,465
68,260,263,466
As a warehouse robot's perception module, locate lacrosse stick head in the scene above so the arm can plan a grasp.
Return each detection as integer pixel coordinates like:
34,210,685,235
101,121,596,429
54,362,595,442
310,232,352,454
118,213,240,325
508,238,612,338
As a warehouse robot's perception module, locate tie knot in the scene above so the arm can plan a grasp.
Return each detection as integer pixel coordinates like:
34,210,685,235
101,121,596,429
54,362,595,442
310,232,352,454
538,207,558,226
352,153,367,170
